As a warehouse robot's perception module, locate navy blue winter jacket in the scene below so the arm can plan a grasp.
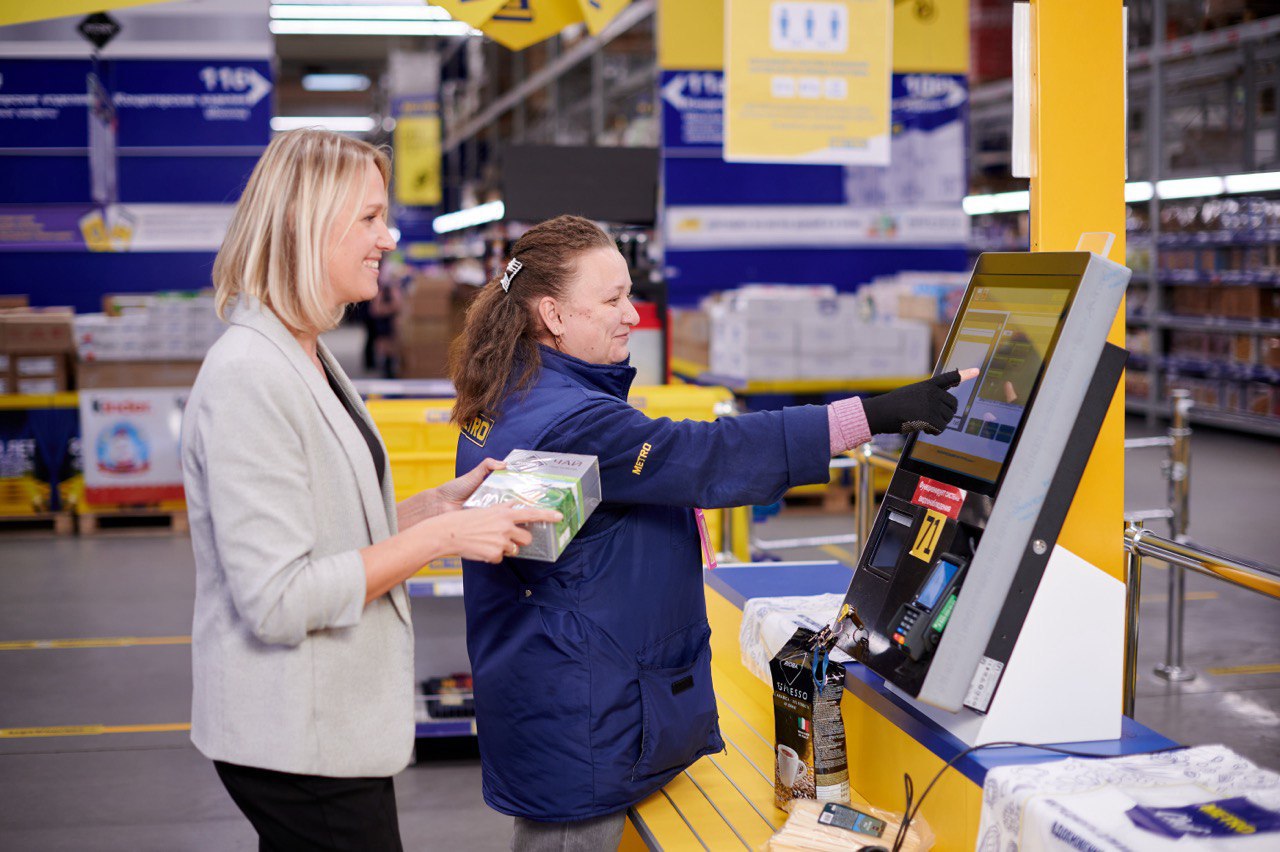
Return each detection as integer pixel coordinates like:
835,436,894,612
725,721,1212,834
455,345,831,821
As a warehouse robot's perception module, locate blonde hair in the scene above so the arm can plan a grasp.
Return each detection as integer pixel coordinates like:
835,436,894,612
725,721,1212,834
213,128,391,334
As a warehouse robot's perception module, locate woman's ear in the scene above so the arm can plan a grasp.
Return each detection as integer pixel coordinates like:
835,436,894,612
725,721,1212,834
536,296,562,337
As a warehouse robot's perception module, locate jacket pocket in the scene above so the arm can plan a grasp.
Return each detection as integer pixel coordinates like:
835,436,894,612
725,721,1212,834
631,622,720,781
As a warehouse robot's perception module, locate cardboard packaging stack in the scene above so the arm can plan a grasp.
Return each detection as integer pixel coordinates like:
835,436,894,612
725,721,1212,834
0,306,76,395
707,285,932,382
73,292,219,389
396,273,455,379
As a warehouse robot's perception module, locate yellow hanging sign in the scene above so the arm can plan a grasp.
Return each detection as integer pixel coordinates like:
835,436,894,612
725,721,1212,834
575,0,630,35
482,0,584,51
724,0,893,165
394,115,443,206
431,0,510,29
0,0,165,28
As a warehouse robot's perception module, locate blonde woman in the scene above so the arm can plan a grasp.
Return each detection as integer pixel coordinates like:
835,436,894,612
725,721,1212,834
181,129,559,850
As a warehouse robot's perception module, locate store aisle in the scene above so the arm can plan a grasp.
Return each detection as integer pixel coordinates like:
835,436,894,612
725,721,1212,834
0,534,513,851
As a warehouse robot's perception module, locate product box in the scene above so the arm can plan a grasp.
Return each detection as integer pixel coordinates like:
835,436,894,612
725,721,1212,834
670,307,711,367
770,627,850,811
77,359,202,390
0,309,75,354
78,387,187,506
10,354,71,394
404,274,453,320
462,450,602,562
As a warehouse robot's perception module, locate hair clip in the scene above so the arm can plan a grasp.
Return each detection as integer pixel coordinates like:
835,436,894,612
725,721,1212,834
500,259,523,292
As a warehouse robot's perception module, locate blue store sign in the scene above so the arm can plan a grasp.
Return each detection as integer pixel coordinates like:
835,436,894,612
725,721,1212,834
0,58,272,149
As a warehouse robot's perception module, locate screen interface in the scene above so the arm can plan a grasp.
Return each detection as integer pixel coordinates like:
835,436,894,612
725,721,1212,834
908,281,1070,483
915,559,959,609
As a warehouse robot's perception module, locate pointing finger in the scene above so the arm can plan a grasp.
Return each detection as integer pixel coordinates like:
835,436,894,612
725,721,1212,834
931,369,962,389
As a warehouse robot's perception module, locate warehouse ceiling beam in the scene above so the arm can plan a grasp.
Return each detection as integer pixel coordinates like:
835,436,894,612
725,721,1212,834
442,0,654,153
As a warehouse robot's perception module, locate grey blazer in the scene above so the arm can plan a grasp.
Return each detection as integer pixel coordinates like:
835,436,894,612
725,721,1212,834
181,297,414,777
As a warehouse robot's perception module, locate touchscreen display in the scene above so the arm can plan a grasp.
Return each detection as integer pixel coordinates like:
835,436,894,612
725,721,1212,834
915,558,960,610
908,280,1071,483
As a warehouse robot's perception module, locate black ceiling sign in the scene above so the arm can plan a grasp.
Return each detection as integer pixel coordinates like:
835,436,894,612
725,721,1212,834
78,13,121,51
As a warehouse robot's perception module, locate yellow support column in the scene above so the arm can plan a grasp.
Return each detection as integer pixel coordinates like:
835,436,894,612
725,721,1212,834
1029,0,1128,580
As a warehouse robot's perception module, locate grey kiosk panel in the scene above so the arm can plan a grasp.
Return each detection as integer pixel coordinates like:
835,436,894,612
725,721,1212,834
840,251,1131,713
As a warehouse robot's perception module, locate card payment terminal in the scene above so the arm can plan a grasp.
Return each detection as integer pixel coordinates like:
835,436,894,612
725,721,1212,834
889,554,967,661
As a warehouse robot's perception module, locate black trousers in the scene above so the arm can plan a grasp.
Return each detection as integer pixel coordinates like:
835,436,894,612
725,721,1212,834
214,761,404,852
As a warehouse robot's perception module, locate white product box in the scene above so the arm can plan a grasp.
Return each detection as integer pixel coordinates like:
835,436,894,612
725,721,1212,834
79,387,188,505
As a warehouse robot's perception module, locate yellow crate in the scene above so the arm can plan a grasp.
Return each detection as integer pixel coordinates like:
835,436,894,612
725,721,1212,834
364,399,459,455
387,450,456,504
627,385,733,423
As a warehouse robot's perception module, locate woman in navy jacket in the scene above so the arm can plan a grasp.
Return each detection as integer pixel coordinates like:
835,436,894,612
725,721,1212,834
450,216,973,850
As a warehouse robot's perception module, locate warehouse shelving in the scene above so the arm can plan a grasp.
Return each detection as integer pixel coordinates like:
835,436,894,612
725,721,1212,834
969,7,1280,437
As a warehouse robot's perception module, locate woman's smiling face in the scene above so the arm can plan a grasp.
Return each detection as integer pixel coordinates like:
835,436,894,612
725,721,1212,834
549,247,640,365
326,159,396,308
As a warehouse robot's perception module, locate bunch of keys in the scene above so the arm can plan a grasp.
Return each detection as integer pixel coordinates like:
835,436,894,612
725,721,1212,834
811,602,869,660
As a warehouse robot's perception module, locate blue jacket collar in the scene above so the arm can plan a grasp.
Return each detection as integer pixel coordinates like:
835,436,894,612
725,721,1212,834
537,344,636,401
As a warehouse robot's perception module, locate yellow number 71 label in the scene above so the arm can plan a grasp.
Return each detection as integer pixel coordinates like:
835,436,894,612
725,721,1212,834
909,509,948,562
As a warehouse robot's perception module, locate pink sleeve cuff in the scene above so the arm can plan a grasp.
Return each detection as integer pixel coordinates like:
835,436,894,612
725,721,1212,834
828,397,873,455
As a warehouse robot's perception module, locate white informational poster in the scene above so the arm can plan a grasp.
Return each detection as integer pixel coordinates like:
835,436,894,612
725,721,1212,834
79,388,188,505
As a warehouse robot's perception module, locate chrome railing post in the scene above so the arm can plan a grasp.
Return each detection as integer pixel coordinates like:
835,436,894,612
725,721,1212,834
857,444,875,553
1156,390,1196,683
1123,521,1146,717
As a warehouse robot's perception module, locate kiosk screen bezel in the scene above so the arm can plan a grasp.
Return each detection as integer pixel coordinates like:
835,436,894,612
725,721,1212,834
896,259,1086,498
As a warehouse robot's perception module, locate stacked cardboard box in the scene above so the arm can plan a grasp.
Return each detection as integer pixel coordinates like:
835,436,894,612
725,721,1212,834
0,308,76,395
670,307,710,367
74,292,221,362
708,286,932,382
396,274,455,379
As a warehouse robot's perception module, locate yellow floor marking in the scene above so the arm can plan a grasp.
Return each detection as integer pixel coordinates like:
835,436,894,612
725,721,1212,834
0,723,190,739
1205,663,1280,677
1139,591,1219,603
0,635,191,651
819,544,858,565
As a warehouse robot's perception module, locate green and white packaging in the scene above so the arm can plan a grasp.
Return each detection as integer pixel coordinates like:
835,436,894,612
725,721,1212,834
462,450,602,562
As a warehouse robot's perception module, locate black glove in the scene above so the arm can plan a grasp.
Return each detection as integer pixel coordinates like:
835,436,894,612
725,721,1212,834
862,371,964,436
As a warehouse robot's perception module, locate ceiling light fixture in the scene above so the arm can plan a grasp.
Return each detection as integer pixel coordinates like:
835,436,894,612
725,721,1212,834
269,19,477,36
434,201,505,234
271,115,377,132
271,4,452,21
301,73,372,92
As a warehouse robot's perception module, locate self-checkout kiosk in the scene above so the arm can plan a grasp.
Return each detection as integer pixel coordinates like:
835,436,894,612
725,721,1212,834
835,251,1132,747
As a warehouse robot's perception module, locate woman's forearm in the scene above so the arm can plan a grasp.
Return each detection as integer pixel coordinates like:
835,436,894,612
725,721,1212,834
361,519,449,603
396,488,444,528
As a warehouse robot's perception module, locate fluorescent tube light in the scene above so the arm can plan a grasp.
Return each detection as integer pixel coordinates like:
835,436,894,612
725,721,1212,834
301,73,371,92
1156,176,1225,200
271,115,376,132
271,4,451,20
1223,170,1280,194
1124,181,1154,203
962,195,997,216
269,19,477,36
434,201,505,234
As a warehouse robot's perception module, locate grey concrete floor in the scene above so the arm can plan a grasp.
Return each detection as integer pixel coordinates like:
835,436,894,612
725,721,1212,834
0,323,1276,848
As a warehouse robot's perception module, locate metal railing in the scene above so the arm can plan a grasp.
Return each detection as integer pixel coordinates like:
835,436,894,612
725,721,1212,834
1123,388,1196,682
1123,524,1280,716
